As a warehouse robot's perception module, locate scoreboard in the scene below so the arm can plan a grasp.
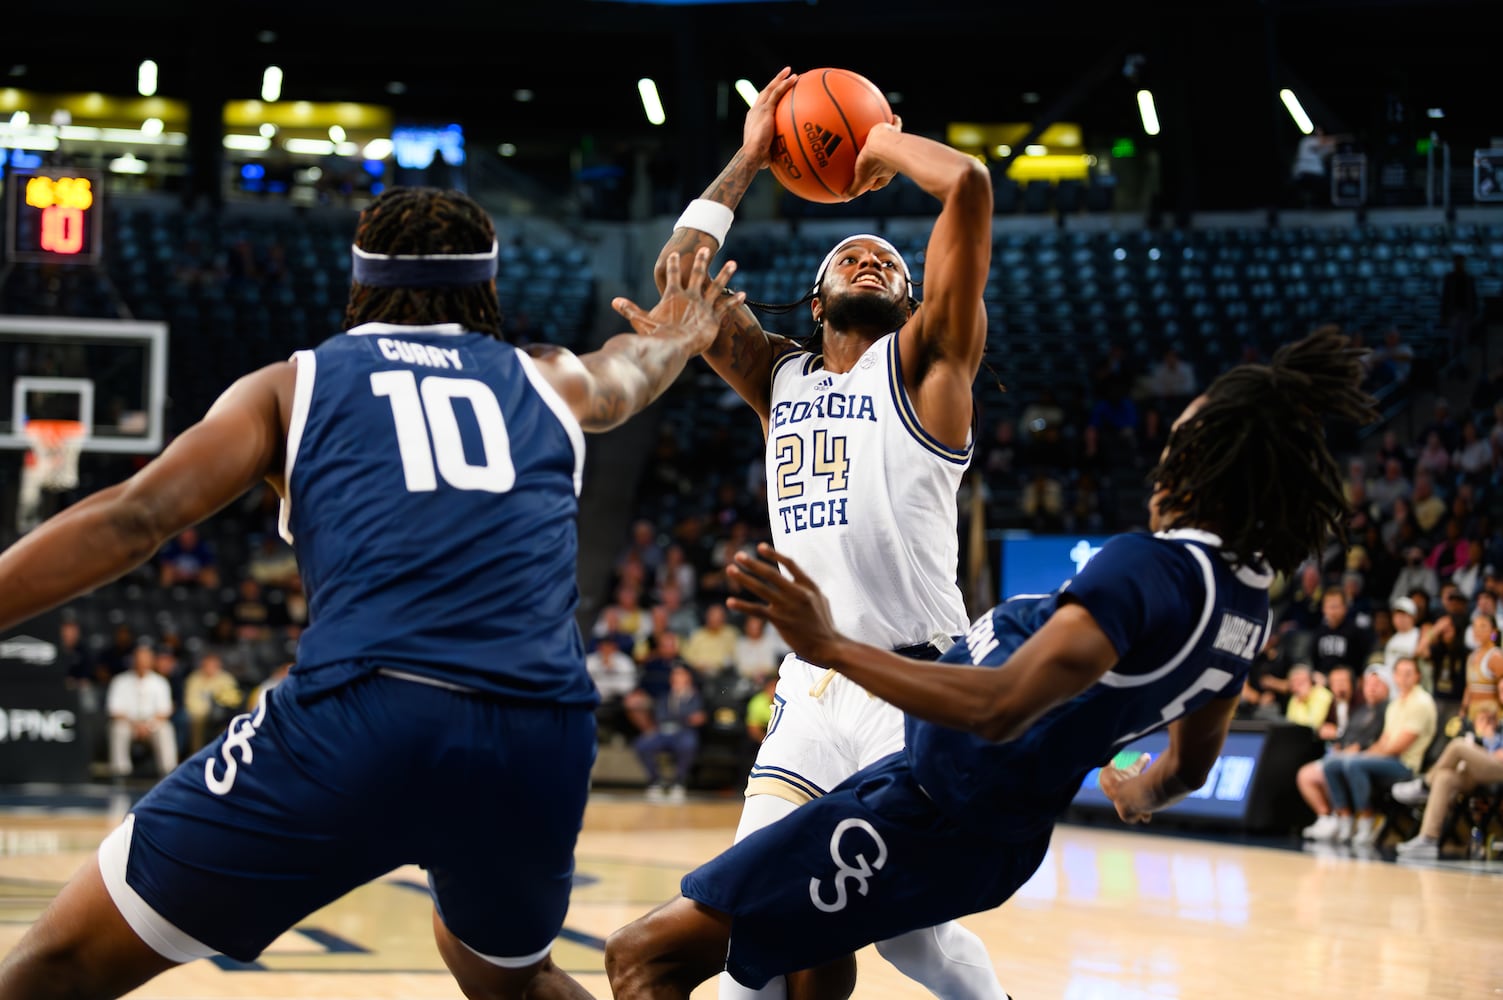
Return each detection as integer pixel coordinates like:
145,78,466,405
4,169,102,265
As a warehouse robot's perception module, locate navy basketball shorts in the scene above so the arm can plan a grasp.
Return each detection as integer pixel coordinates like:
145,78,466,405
682,752,1052,990
96,669,597,965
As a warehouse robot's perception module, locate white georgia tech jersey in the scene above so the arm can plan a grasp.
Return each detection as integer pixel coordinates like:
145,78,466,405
763,332,971,649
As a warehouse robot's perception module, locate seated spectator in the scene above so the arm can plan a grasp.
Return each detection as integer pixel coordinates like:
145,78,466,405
246,533,301,590
733,614,788,685
1453,418,1493,486
1341,570,1375,631
156,526,219,589
1452,542,1485,601
1318,665,1361,745
1299,665,1391,839
1310,590,1372,682
227,576,276,641
1425,517,1471,579
1143,346,1197,407
587,634,640,741
1394,695,1503,859
1283,562,1327,632
1413,431,1452,484
655,544,699,607
594,583,653,650
1384,597,1428,674
1409,470,1448,536
651,580,700,639
1240,624,1295,720
1087,377,1138,445
1367,458,1413,519
107,643,178,778
1368,327,1415,388
681,603,740,675
745,672,780,745
1020,468,1065,532
633,664,706,802
982,418,1019,479
618,518,665,583
182,651,242,753
637,630,688,704
1310,658,1437,846
246,661,291,713
1285,664,1333,730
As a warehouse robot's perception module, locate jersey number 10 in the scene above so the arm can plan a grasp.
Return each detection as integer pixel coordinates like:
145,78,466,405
371,370,516,493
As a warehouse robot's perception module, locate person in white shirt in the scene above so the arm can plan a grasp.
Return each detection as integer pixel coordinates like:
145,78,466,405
732,615,788,684
106,643,178,778
1384,597,1426,670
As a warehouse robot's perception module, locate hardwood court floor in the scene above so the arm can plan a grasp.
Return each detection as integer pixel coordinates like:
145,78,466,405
1,789,1500,999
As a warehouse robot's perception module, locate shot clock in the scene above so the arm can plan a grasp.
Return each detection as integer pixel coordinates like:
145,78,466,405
4,169,102,265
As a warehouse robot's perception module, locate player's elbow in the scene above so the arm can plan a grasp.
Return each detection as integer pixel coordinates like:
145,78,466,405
104,494,173,565
949,158,993,216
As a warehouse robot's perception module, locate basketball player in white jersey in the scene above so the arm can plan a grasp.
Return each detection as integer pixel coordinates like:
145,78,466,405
655,69,1000,999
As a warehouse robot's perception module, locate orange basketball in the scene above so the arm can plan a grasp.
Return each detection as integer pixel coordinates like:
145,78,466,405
769,68,893,204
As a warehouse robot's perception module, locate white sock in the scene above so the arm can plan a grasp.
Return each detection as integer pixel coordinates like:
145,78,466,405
717,794,803,1000
875,922,1010,1000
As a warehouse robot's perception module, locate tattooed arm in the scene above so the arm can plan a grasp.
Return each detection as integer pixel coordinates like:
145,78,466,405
654,69,802,431
531,249,744,432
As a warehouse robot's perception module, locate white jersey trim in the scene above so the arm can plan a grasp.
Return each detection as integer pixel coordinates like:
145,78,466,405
278,349,317,544
1098,542,1218,688
885,333,971,464
513,348,585,496
1154,528,1274,589
98,814,217,963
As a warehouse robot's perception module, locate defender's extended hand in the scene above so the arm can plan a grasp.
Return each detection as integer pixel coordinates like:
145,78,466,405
727,542,843,665
612,248,742,355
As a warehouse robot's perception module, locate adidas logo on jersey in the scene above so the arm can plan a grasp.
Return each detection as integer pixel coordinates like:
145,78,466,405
815,376,833,390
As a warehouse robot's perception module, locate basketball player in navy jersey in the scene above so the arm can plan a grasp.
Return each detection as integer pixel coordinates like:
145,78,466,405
605,327,1377,999
0,187,743,1000
659,68,1002,1000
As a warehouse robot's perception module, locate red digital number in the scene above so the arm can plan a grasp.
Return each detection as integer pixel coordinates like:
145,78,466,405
39,205,85,255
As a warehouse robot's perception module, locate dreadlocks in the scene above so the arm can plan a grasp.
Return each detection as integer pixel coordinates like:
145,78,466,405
344,187,503,338
1149,325,1378,576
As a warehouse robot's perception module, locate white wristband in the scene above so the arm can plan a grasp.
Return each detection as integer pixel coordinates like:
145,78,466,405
674,199,734,245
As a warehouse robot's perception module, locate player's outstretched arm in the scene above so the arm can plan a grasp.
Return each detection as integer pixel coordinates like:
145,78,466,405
655,68,802,425
727,543,1118,742
0,363,292,632
855,126,992,452
1099,694,1239,823
532,249,743,433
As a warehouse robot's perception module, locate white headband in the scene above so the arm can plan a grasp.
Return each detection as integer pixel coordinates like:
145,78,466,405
811,234,912,297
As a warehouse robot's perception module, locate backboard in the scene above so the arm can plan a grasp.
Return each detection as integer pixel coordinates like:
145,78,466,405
0,316,167,454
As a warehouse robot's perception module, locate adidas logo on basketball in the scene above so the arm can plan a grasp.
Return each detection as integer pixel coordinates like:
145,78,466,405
801,122,843,168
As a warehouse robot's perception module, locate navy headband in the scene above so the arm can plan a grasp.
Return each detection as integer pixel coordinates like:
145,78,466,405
351,241,499,287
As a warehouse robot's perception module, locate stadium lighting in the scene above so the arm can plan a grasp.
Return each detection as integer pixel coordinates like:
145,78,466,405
638,78,666,126
362,137,393,160
137,60,157,97
261,66,283,103
1136,90,1160,136
329,124,346,143
1279,89,1314,135
140,117,163,138
734,79,758,108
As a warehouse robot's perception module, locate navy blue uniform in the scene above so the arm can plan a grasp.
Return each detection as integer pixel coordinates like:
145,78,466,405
682,529,1274,988
101,324,599,963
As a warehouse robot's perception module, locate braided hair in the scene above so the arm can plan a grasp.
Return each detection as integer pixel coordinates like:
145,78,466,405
1149,325,1378,576
344,187,503,338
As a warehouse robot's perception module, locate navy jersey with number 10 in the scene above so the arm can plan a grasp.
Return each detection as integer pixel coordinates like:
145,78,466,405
909,528,1274,836
278,322,598,706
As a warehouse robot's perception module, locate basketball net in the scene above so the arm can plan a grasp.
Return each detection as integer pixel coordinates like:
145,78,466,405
16,419,84,533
